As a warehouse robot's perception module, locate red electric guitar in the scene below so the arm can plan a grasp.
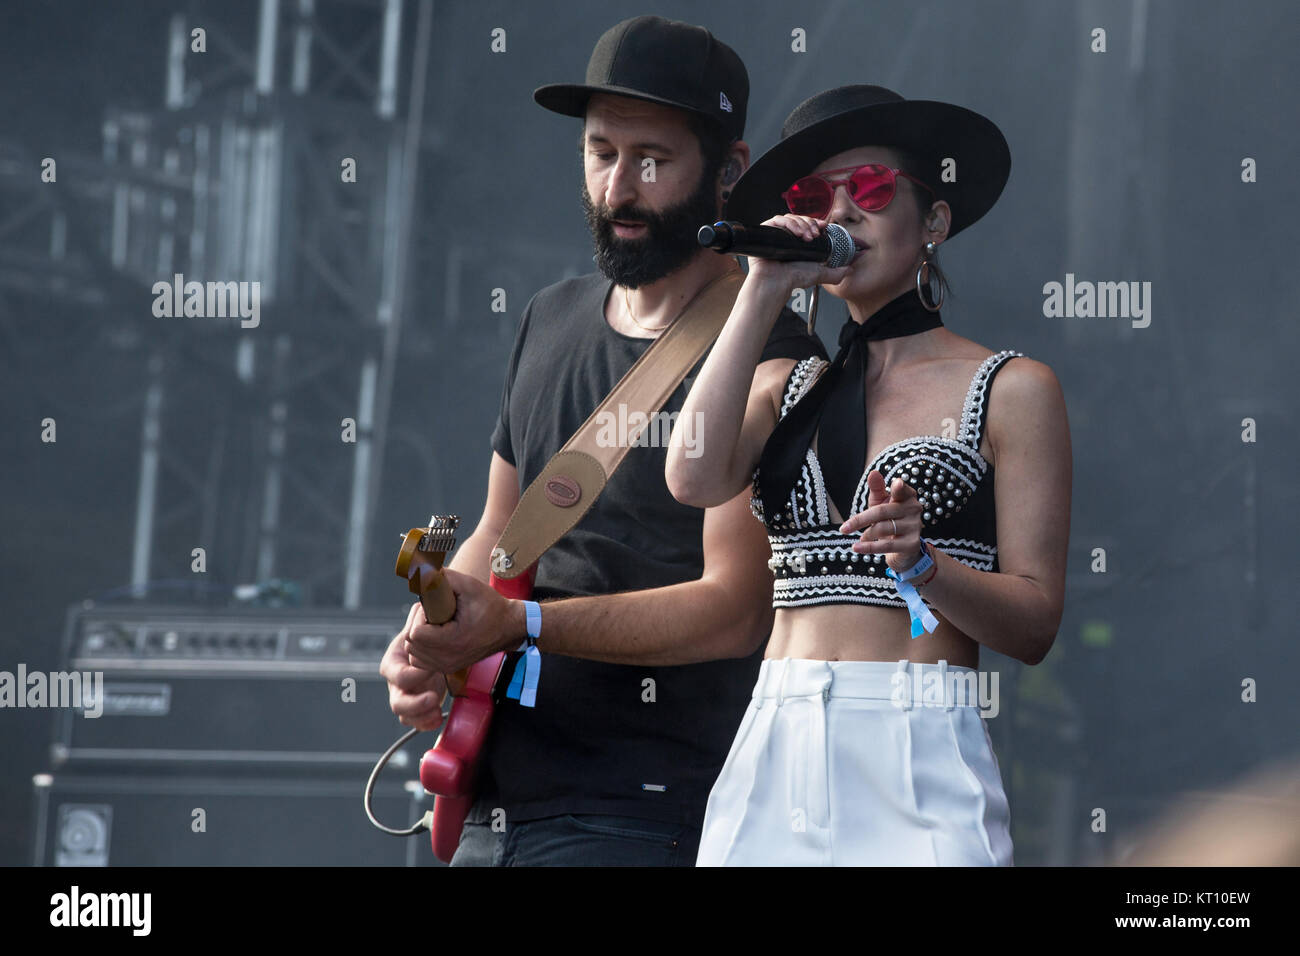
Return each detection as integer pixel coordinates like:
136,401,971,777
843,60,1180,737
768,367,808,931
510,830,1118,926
393,515,534,863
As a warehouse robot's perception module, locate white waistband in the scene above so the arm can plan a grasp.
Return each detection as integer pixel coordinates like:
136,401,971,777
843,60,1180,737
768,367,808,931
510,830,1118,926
754,657,989,709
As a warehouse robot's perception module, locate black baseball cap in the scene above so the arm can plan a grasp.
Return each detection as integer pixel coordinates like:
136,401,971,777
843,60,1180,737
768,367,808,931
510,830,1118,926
534,16,748,141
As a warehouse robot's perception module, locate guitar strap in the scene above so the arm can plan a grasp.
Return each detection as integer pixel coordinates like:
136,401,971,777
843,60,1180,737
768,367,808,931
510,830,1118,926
489,269,745,579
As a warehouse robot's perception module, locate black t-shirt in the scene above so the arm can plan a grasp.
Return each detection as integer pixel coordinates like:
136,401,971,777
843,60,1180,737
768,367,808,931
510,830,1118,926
473,271,826,829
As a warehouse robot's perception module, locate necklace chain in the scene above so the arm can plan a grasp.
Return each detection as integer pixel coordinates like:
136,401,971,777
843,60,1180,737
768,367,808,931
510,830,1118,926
620,266,743,334
623,286,675,333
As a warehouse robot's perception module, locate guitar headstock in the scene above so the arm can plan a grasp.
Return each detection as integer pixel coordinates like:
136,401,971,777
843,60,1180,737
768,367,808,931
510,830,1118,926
395,514,460,579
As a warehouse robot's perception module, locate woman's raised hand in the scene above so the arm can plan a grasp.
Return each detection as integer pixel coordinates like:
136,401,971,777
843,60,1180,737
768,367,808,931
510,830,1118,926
744,214,854,294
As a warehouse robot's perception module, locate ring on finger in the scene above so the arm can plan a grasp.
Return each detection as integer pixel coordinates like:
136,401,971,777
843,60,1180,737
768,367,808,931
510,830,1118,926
890,518,898,537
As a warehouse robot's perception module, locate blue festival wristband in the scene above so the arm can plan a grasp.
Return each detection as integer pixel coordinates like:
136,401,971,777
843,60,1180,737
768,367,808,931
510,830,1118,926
885,539,940,638
505,601,542,707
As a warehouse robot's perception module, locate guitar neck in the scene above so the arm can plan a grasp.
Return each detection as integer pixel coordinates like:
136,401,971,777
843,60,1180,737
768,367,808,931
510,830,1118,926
396,518,460,625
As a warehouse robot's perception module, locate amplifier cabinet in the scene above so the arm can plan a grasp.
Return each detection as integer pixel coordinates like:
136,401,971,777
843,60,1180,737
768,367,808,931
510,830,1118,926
31,772,442,867
53,604,421,770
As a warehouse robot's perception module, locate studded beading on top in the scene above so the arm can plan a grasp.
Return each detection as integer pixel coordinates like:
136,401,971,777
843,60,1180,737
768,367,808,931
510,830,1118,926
751,349,1024,610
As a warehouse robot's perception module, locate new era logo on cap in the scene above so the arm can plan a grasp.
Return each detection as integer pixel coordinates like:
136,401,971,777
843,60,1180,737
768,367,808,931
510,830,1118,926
720,91,733,113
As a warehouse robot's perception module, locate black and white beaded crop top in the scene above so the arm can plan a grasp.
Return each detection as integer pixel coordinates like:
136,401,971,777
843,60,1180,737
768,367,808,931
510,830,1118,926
750,349,1025,609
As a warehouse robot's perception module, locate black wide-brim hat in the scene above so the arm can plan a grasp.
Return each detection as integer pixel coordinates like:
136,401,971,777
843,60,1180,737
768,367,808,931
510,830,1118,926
724,85,1010,239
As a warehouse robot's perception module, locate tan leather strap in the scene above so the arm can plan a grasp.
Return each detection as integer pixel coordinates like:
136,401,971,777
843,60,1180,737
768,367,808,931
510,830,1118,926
490,269,744,579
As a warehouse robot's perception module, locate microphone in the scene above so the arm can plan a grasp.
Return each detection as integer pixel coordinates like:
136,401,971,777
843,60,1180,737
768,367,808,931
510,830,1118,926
697,221,862,268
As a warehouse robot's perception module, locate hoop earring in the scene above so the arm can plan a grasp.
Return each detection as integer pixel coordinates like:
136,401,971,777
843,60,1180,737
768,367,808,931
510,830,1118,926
806,285,820,336
915,241,944,312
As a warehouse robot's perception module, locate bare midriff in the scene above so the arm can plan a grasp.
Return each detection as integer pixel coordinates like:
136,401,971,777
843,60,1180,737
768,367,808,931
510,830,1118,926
766,604,979,667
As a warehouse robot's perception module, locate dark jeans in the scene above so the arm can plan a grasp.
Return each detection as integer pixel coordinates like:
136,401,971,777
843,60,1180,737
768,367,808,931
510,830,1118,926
449,813,702,866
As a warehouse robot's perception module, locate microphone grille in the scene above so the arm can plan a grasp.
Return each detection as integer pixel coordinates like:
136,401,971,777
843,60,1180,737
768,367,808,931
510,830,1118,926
824,223,856,268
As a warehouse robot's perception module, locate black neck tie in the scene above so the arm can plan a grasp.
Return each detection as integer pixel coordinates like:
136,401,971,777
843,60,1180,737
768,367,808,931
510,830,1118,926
759,290,943,523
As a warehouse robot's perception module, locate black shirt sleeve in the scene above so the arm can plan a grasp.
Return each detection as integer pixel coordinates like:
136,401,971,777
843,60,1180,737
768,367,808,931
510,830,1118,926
758,306,829,363
489,294,537,466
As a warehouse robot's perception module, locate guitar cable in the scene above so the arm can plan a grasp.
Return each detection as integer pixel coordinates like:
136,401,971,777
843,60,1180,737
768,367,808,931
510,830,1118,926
364,725,436,837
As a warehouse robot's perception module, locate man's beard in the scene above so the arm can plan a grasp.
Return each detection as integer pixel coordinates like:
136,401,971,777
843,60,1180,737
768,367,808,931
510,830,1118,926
581,173,720,289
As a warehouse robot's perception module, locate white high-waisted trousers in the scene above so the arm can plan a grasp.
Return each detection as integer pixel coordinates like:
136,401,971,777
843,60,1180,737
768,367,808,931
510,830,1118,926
696,658,1013,866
